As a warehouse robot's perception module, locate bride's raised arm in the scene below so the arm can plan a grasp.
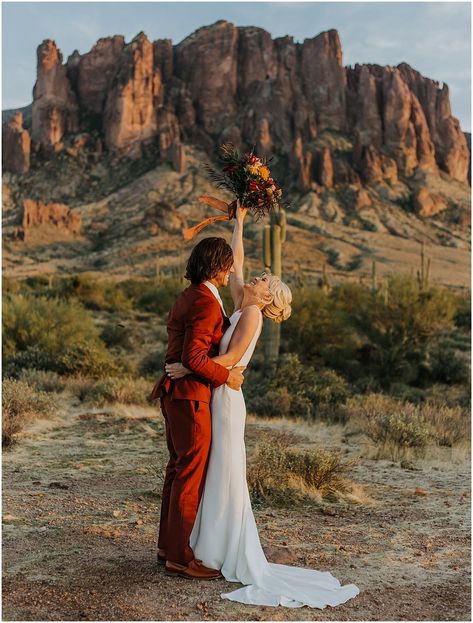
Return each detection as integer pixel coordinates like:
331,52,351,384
229,200,247,312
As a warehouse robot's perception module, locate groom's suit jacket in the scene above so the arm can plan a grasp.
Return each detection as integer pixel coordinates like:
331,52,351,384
149,283,231,404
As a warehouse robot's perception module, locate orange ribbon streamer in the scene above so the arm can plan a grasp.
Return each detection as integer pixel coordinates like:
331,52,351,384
182,196,236,241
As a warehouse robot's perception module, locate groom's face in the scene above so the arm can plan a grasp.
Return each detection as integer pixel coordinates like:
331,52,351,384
216,264,234,288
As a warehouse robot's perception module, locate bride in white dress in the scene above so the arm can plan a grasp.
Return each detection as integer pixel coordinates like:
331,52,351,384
165,203,360,609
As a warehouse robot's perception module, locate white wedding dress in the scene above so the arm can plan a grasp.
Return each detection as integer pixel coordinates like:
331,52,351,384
190,307,360,608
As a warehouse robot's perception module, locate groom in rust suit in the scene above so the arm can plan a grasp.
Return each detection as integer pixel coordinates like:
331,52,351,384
149,237,245,579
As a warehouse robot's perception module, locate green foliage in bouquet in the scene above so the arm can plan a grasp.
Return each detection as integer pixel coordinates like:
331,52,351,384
204,143,285,219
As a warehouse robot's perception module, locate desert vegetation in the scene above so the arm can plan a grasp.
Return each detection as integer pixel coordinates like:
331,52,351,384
3,271,469,461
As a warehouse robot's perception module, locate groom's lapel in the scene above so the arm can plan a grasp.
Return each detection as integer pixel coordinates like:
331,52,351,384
195,283,230,328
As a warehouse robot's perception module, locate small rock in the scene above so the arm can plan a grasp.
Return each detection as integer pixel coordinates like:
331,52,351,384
112,510,121,518
49,482,69,490
414,488,427,496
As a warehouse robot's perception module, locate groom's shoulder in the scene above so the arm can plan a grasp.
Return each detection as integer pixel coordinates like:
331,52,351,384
178,283,217,307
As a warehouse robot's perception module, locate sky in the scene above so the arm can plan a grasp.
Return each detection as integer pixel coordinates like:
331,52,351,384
2,1,471,131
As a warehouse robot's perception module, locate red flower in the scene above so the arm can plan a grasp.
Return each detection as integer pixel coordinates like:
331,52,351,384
249,180,259,190
248,154,257,165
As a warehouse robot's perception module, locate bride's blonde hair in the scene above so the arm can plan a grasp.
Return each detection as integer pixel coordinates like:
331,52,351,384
261,275,292,324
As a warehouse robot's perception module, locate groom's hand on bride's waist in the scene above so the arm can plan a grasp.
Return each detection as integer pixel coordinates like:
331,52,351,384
226,366,246,391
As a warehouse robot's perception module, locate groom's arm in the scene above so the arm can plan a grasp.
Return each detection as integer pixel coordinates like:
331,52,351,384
181,295,230,388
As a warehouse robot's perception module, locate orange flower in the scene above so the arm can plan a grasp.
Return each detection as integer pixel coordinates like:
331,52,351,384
259,166,270,180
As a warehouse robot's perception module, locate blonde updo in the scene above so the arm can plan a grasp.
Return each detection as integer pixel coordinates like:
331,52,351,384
261,275,292,324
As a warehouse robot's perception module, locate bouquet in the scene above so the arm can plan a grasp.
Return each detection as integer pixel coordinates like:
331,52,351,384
183,143,284,240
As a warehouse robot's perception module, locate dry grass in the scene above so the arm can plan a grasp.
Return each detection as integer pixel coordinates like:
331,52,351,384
247,433,360,506
2,378,60,447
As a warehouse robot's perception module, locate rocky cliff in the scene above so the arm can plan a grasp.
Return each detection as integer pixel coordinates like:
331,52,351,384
3,21,469,185
2,21,471,287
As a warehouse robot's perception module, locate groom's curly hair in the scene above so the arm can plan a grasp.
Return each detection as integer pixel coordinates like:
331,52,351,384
185,237,234,284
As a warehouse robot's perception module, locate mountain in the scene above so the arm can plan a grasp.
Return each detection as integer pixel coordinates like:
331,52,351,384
2,21,471,288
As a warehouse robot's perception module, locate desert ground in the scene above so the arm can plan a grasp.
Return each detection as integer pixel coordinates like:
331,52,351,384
2,397,470,621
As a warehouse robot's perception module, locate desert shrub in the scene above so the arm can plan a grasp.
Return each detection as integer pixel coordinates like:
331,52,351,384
345,393,431,458
453,293,471,329
247,387,293,418
3,293,119,378
420,402,470,447
426,343,470,385
78,376,150,406
51,274,132,312
137,278,183,315
284,286,362,378
2,378,60,447
139,350,166,377
57,342,120,377
246,354,351,422
100,322,134,350
17,369,66,393
284,277,464,389
247,437,354,505
388,382,427,404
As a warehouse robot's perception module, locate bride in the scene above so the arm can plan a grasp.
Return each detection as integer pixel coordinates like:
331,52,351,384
164,203,360,608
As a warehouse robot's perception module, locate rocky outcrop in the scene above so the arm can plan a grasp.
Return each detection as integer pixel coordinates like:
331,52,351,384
104,32,160,153
397,63,469,182
17,199,82,240
301,30,347,132
413,187,447,217
5,22,467,195
76,36,125,115
31,40,79,151
2,112,31,174
174,21,239,137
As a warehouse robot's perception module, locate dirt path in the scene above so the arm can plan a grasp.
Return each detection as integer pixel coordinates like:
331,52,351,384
2,402,471,621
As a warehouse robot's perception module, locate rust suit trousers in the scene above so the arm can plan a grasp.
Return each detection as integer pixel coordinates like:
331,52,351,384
158,390,212,565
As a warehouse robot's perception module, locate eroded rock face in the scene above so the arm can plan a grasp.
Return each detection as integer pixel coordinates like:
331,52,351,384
397,63,469,182
18,199,82,240
301,30,347,132
77,36,125,115
2,113,31,174
413,187,447,217
104,32,160,152
20,24,470,192
32,40,79,150
174,20,239,136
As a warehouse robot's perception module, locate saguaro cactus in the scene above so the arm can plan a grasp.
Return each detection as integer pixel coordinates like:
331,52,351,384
416,240,431,290
262,203,287,369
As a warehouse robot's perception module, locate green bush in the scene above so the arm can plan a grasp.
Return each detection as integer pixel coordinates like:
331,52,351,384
51,274,133,312
17,369,66,393
137,278,183,315
3,293,118,378
2,378,60,447
426,343,470,385
246,354,351,422
78,376,150,406
284,276,465,390
139,350,166,377
100,322,134,350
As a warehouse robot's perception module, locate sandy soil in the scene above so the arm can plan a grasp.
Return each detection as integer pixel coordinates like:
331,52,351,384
2,401,471,621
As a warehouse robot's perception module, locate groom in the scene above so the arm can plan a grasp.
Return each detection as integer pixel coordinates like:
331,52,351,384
149,237,245,579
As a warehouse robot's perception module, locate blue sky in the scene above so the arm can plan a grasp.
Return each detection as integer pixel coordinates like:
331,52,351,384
2,1,471,131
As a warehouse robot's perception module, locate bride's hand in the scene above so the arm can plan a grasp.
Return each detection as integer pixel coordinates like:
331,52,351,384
165,362,191,379
236,199,248,223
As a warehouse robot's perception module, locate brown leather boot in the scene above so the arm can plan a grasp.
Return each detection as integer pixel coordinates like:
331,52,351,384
165,558,222,580
157,549,166,566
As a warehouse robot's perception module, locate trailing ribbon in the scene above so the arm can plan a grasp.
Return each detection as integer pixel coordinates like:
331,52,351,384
183,196,237,241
